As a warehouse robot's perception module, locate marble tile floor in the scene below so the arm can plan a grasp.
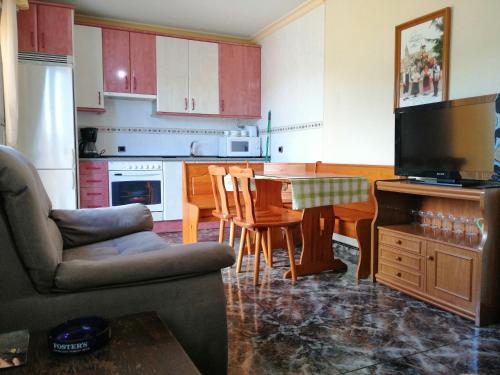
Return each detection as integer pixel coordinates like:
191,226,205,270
159,229,500,375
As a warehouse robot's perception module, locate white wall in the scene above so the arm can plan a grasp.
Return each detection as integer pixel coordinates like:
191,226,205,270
259,4,325,162
77,97,257,156
323,0,500,165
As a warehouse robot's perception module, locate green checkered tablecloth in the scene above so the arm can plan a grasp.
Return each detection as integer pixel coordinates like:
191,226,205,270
290,176,369,209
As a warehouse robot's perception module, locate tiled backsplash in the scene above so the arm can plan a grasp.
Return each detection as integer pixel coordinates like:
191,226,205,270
77,97,258,156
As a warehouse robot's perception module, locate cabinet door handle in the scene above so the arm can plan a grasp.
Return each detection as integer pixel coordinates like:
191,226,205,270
41,32,45,49
427,256,434,261
125,75,129,90
192,98,195,111
221,99,225,112
98,91,101,105
133,76,137,91
30,32,35,48
184,97,188,111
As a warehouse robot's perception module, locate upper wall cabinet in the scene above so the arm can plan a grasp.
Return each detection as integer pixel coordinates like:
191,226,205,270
156,36,219,115
74,25,104,111
219,44,261,118
18,2,73,55
102,28,156,96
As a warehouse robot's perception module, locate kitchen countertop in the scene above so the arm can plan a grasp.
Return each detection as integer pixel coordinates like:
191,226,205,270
79,156,267,162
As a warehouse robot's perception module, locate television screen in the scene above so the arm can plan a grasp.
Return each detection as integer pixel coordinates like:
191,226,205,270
395,94,499,180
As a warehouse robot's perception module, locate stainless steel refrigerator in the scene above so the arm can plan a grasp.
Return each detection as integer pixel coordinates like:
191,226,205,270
17,60,77,209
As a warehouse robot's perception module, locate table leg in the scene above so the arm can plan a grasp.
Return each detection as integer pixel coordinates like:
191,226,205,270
284,205,347,278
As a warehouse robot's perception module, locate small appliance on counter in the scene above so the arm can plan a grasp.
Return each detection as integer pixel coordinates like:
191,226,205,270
219,134,261,157
79,127,103,158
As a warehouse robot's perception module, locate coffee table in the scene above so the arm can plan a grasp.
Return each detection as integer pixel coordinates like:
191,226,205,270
7,312,200,375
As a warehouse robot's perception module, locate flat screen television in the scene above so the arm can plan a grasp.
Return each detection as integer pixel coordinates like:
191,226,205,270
395,94,499,185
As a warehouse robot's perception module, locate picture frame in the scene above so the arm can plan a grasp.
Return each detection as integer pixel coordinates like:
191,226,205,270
394,7,451,109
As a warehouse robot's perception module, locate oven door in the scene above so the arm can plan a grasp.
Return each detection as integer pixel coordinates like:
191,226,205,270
108,171,163,213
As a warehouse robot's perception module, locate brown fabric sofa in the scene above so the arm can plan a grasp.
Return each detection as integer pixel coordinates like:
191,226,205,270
0,146,234,374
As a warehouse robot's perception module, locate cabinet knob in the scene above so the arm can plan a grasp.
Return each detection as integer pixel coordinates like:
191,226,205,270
396,272,402,277
396,240,402,245
427,256,434,261
396,256,402,261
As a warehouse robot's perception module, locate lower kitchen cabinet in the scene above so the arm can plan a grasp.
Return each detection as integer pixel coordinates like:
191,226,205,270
79,160,109,208
163,161,183,220
372,180,500,326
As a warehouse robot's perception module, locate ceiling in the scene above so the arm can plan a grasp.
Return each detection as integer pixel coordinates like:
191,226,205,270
52,0,308,38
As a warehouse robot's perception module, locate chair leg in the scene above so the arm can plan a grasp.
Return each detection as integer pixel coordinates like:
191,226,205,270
229,221,235,248
218,219,225,243
284,227,297,282
254,231,262,285
261,230,270,265
236,227,247,273
245,231,252,254
267,229,273,267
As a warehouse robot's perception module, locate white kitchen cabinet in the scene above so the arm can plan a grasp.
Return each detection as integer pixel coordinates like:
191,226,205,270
156,36,219,115
188,40,219,114
74,25,104,110
156,36,189,113
163,161,183,220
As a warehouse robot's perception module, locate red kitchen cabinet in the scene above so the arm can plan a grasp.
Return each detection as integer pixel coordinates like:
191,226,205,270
17,1,73,55
17,5,37,52
102,29,156,95
130,32,156,95
79,160,109,209
219,43,261,118
37,4,73,55
102,28,131,93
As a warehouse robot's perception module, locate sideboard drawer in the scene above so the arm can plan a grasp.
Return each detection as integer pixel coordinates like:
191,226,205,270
379,261,423,291
379,245,423,272
379,230,423,254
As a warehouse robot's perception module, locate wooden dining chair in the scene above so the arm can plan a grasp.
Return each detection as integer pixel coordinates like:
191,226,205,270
229,166,302,285
208,165,235,248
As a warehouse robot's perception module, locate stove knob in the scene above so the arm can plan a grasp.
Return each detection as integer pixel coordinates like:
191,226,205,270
134,165,138,169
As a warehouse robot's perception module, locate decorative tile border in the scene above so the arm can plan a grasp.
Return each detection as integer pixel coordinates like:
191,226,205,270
260,121,323,135
93,126,225,136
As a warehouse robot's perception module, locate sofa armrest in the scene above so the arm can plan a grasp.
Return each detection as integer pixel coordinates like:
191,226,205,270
51,204,153,249
54,242,235,291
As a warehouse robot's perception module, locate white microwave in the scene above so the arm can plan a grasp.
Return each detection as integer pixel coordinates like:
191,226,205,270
218,136,261,157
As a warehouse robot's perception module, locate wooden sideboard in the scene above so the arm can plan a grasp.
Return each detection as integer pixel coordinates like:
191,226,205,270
372,180,500,326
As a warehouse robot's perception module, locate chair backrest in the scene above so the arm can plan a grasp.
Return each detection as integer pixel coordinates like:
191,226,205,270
228,166,256,225
208,165,230,217
0,146,63,292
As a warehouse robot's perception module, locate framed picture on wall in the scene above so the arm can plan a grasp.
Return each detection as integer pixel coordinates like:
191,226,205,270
394,7,451,109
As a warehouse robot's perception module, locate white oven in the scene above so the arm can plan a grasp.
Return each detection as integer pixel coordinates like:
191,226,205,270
108,161,164,221
218,136,261,157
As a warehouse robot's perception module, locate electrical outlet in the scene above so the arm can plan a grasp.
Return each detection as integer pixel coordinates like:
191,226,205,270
118,146,126,152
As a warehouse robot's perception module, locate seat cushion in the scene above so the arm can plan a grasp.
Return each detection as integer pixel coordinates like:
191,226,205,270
0,146,63,292
55,231,235,291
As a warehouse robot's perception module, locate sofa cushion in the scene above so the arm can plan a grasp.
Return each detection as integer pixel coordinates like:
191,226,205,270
55,232,235,290
0,146,63,292
51,204,153,249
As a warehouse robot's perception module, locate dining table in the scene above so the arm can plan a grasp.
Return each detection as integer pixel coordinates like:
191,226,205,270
252,171,369,278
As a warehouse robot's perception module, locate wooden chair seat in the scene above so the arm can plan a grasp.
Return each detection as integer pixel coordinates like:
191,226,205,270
234,209,302,229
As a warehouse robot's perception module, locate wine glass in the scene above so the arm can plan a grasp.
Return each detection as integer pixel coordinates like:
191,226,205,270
418,210,429,227
453,216,466,237
442,213,454,234
409,209,419,225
